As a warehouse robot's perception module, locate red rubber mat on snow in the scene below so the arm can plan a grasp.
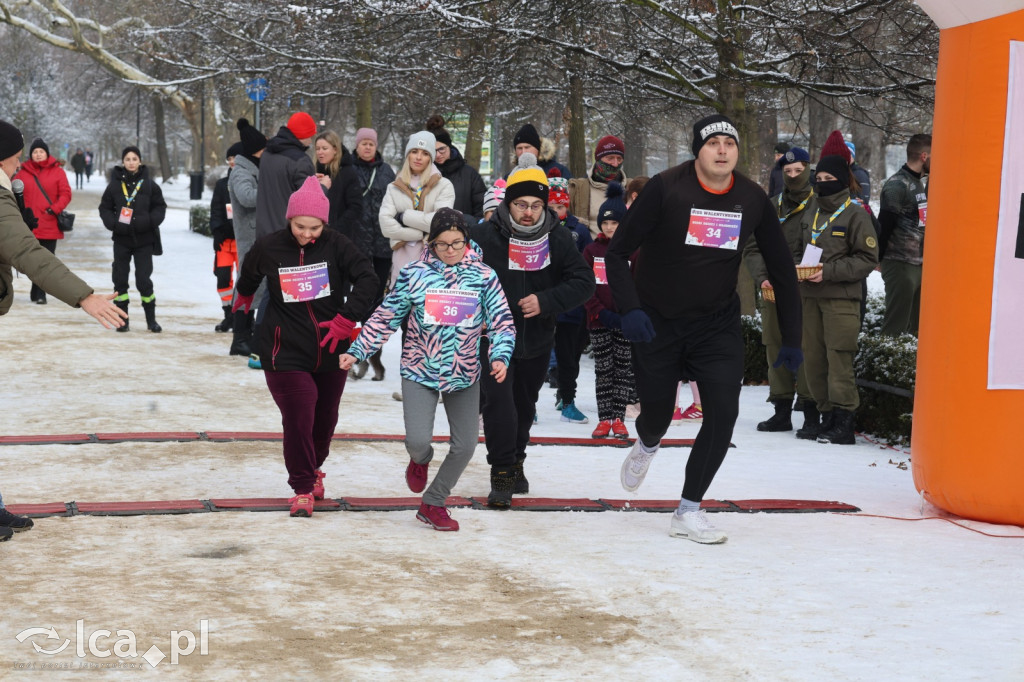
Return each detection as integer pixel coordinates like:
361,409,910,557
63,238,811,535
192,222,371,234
4,502,71,516
730,499,860,512
343,496,474,511
0,434,92,445
600,499,736,512
74,500,207,515
208,498,342,512
95,432,201,442
468,497,607,511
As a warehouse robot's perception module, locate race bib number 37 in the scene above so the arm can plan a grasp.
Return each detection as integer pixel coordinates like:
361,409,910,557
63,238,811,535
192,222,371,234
279,262,331,303
685,209,742,250
424,289,479,327
509,236,551,271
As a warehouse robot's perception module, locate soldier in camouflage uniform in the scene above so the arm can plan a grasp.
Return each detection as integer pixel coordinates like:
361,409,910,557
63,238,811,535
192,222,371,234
878,134,930,337
799,156,879,445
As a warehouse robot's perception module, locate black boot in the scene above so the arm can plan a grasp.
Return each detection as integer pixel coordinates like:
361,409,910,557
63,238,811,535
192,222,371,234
817,408,856,445
229,310,251,356
757,399,793,432
513,458,529,494
114,299,129,332
369,351,385,381
487,467,516,509
795,403,821,440
142,299,162,333
214,305,233,333
0,506,35,532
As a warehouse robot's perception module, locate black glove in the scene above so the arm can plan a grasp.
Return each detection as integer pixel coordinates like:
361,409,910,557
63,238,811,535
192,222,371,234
213,234,226,252
598,309,621,329
620,309,655,343
773,346,804,373
395,212,405,226
21,207,38,230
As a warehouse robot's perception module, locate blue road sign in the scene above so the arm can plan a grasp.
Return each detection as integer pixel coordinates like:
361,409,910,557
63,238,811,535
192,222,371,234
246,78,269,102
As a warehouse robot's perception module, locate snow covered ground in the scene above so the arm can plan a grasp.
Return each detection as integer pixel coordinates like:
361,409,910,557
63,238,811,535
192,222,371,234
0,174,1020,680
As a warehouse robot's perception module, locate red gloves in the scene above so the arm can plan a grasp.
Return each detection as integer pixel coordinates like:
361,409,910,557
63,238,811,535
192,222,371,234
232,293,255,314
318,314,356,353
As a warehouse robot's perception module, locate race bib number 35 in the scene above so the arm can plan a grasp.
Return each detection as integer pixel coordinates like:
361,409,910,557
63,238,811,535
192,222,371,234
509,236,551,271
685,209,742,250
279,262,331,303
424,289,479,327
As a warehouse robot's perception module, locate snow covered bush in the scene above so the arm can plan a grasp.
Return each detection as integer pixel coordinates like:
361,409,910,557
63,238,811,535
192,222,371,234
854,331,917,445
742,312,767,385
190,205,211,237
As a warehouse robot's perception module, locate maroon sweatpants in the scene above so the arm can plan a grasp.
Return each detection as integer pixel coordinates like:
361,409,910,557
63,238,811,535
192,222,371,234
264,370,348,494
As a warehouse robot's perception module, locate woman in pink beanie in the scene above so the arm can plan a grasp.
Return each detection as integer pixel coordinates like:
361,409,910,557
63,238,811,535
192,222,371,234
234,175,379,517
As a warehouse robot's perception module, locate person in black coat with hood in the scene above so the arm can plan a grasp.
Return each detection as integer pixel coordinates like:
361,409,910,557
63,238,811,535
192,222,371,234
314,130,363,233
98,145,167,333
427,116,486,220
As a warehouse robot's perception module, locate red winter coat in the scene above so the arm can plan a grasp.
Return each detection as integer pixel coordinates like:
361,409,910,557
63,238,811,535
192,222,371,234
15,157,72,240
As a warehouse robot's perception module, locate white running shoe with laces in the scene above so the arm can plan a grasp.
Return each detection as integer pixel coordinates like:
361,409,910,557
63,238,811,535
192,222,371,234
669,509,727,544
620,440,658,492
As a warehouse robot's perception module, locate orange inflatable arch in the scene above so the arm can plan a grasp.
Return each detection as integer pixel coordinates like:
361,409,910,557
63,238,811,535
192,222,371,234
913,1,1024,525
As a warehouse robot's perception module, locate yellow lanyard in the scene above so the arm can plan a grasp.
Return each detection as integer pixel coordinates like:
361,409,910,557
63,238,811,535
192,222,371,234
810,198,851,245
121,180,143,206
778,191,812,224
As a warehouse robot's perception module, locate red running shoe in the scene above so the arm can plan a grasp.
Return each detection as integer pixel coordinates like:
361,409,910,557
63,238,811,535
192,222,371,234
406,458,428,493
591,420,613,438
312,470,326,500
416,503,459,531
289,493,314,518
611,418,630,439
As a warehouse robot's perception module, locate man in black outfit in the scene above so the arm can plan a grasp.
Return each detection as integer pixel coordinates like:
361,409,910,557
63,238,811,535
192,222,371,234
606,114,803,544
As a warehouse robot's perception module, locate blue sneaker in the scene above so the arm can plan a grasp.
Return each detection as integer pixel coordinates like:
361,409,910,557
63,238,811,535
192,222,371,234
560,402,589,424
248,354,262,370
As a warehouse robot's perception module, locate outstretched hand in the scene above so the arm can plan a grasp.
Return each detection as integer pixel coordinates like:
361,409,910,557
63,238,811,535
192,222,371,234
79,292,127,329
318,314,357,353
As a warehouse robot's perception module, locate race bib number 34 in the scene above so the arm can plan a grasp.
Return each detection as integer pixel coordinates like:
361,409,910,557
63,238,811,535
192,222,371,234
509,236,551,271
424,289,479,327
686,209,742,250
279,262,331,303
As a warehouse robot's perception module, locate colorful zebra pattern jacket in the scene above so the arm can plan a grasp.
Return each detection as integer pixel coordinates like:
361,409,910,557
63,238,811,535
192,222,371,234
348,242,516,393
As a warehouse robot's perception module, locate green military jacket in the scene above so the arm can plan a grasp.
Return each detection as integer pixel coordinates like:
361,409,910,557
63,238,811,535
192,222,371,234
798,188,878,301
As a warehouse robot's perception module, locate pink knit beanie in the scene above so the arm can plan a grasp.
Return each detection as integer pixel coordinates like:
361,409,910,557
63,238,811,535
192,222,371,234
355,127,378,146
286,176,330,224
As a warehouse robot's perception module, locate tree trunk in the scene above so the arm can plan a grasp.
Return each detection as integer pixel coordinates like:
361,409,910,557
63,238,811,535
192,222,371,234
151,94,172,183
464,95,488,172
850,114,884,201
807,96,837,161
356,88,373,129
568,67,587,178
755,94,779,189
622,111,646,178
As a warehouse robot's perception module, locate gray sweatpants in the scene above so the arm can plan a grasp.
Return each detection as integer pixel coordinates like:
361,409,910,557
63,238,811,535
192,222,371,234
402,378,480,506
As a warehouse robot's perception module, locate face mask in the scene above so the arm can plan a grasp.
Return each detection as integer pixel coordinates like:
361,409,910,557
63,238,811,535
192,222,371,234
783,167,810,191
816,179,846,197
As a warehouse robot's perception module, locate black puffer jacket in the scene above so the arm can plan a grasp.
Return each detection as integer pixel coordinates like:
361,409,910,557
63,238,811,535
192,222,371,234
350,152,396,260
437,146,486,220
236,227,379,372
470,204,595,359
321,147,363,234
98,165,166,248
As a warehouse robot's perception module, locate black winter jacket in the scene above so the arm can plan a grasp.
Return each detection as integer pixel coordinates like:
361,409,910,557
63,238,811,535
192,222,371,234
438,147,486,220
99,165,167,249
236,227,379,372
321,148,363,234
210,174,234,248
470,204,595,359
255,127,315,238
350,153,396,260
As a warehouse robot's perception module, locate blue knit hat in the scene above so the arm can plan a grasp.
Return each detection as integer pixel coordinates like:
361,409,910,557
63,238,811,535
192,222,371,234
597,182,627,226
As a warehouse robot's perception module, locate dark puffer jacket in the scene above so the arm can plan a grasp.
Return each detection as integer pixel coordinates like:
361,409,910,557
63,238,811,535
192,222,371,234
350,152,396,260
255,127,315,238
98,165,167,249
437,146,486,220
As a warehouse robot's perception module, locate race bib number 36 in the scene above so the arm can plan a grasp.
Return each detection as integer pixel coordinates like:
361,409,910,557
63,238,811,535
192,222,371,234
279,262,331,303
685,209,742,250
424,289,479,327
509,236,551,271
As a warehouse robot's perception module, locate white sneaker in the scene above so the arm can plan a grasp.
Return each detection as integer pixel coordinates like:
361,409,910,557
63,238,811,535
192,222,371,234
620,440,658,492
669,510,727,544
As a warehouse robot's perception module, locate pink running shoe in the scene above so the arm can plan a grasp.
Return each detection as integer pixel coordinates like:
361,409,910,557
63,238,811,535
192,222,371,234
406,459,428,493
312,470,326,500
416,503,459,531
289,493,314,518
592,420,613,438
678,403,704,423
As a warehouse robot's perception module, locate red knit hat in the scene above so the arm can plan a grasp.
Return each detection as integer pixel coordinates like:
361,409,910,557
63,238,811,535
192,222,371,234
594,135,625,161
287,112,317,140
286,176,330,224
820,130,852,165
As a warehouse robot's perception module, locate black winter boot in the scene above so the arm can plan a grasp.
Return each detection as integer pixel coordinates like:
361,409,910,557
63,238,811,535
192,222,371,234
487,468,516,509
142,300,162,333
817,408,856,445
114,299,129,332
795,404,822,440
757,399,793,432
513,458,529,494
214,305,233,332
229,310,251,356
0,506,34,532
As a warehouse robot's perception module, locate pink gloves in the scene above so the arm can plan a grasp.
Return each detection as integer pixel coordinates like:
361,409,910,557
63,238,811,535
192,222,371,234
318,314,356,353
